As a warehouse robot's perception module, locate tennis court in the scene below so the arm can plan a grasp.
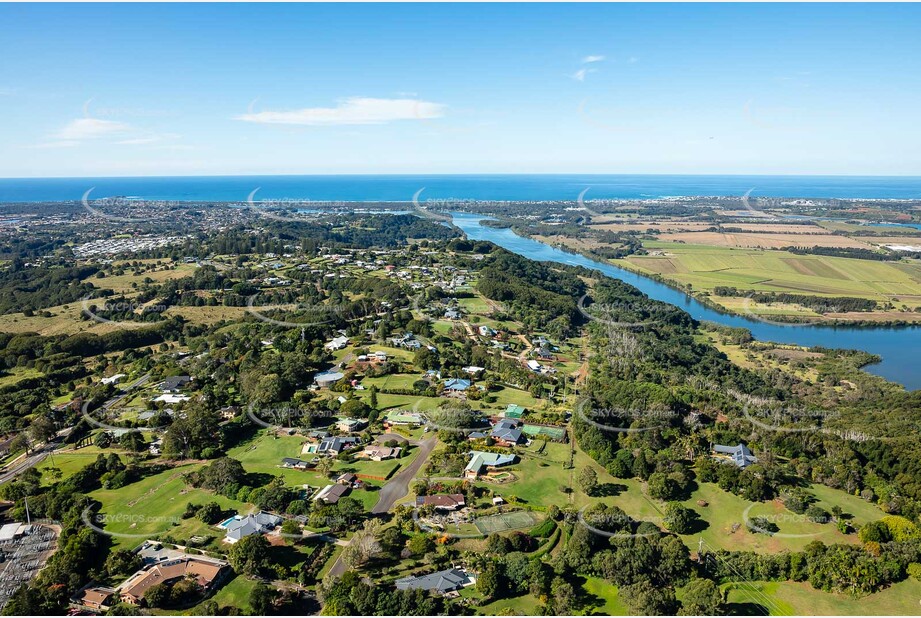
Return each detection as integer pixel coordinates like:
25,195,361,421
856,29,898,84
473,510,543,534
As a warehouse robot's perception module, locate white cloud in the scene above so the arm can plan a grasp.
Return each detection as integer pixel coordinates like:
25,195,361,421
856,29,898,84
572,68,596,82
54,117,130,140
235,97,446,126
582,55,605,64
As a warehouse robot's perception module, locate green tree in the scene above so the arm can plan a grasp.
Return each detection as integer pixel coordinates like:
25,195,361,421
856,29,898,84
679,578,724,615
578,466,599,496
663,503,696,534
228,534,270,577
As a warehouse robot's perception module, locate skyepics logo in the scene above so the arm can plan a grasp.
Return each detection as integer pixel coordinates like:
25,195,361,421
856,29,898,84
414,400,488,434
80,399,168,435
81,188,153,224
741,400,839,435
738,187,774,219
741,504,832,540
577,294,674,329
82,507,182,540
245,292,347,328
577,505,662,539
246,187,340,222
411,188,460,224
576,187,606,222
81,293,168,326
246,403,335,431
574,399,678,434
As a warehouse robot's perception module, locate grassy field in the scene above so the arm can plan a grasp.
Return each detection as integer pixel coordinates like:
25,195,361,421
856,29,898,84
82,262,198,293
88,464,248,549
723,578,921,615
182,574,259,615
676,482,873,554
614,242,921,317
580,576,629,615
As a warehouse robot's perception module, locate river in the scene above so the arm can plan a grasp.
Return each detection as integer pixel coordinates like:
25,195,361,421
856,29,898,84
450,212,921,390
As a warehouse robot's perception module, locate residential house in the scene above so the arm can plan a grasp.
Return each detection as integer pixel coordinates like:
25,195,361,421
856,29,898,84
158,376,191,393
317,435,360,455
464,451,517,479
415,494,466,511
325,336,350,351
336,417,366,433
118,556,229,605
281,458,315,470
221,511,282,544
504,404,526,419
711,443,757,468
362,445,401,461
490,419,525,447
336,472,358,486
314,483,350,504
395,568,475,594
443,378,471,392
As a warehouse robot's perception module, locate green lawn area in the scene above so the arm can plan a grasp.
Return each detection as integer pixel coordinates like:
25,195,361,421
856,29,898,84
580,576,628,615
477,442,573,508
183,574,258,615
476,593,543,616
226,432,329,487
491,385,543,409
361,373,421,390
675,482,874,554
88,464,248,549
37,450,109,484
723,578,921,615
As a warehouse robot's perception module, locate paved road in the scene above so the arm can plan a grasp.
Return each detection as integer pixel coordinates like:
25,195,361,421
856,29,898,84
327,436,437,578
0,372,152,486
371,435,437,514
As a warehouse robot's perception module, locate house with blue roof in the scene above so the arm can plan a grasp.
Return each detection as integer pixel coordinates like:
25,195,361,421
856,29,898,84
443,378,471,391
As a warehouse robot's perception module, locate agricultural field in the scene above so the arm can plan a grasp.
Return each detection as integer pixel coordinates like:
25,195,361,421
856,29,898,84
614,242,921,319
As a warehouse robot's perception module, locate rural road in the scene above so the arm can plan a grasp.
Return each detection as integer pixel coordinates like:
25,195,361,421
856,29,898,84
0,372,152,486
327,435,437,578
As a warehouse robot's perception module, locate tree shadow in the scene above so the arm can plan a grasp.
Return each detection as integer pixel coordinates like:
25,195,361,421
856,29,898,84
591,482,627,497
246,472,275,487
727,602,770,615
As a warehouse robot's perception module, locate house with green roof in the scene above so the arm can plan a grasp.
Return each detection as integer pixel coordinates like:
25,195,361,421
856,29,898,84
504,404,526,419
464,450,517,479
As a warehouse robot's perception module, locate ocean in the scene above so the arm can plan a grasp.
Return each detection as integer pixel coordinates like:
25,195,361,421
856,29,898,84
2,174,921,203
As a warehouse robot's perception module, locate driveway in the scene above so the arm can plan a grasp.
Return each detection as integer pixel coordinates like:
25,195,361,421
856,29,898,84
326,435,437,578
371,435,437,514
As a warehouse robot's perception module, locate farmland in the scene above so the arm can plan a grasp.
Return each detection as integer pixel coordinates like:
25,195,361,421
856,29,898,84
614,242,921,320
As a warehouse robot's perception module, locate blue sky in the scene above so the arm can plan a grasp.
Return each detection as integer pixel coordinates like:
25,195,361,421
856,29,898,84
1,2,920,177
